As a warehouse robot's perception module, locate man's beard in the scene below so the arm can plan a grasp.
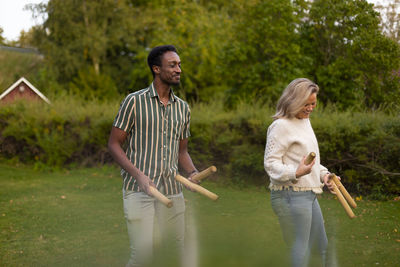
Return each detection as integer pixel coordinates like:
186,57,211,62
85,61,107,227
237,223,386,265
162,76,180,87
169,80,180,86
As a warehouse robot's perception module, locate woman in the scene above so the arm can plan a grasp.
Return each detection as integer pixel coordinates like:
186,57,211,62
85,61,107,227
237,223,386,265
264,78,337,267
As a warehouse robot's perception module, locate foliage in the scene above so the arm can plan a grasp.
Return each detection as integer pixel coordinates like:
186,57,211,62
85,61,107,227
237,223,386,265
2,1,400,199
20,0,400,109
69,67,119,101
12,27,37,48
189,99,271,186
1,98,399,198
0,49,44,92
0,96,118,170
189,100,400,198
301,0,400,108
0,27,5,45
223,0,307,106
376,0,400,43
29,0,139,94
147,0,233,102
311,107,400,198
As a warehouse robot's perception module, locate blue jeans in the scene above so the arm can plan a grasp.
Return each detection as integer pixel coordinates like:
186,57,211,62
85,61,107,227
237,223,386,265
270,189,328,267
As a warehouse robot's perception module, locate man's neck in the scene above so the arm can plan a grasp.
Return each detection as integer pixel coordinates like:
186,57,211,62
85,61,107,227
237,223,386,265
153,79,171,104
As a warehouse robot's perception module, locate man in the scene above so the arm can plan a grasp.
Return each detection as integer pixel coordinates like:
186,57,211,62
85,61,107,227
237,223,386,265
108,45,199,267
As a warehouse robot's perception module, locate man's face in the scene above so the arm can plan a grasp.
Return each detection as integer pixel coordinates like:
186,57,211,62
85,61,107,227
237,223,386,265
156,51,181,86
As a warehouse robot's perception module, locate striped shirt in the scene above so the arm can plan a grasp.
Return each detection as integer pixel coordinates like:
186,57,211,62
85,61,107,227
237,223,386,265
113,83,191,195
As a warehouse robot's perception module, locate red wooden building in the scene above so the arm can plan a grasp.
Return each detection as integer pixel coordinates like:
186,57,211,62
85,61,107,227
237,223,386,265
0,77,50,104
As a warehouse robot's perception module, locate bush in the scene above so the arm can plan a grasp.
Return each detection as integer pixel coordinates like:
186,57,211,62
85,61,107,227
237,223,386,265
190,100,400,198
189,100,272,186
1,97,399,198
0,96,118,170
312,108,400,198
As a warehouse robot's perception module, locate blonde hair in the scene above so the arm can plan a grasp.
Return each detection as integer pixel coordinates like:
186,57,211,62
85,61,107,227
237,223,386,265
273,78,319,120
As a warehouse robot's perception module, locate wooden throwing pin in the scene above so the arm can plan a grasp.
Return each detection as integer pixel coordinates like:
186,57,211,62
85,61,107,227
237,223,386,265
175,174,219,201
330,174,357,209
192,166,217,182
293,152,316,184
148,186,173,208
329,173,356,219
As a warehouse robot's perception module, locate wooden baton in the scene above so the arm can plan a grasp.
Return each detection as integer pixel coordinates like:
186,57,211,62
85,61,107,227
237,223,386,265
305,152,316,165
148,186,173,208
192,166,217,182
330,173,357,208
328,174,355,219
293,152,316,184
175,174,219,201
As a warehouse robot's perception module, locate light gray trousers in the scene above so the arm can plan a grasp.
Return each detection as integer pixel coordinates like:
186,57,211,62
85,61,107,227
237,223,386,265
123,187,185,267
270,189,329,267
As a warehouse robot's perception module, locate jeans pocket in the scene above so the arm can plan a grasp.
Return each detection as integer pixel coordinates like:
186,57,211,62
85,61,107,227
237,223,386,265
270,191,291,217
123,192,149,221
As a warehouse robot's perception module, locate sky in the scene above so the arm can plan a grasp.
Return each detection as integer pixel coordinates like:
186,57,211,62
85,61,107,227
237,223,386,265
0,0,48,41
0,0,391,42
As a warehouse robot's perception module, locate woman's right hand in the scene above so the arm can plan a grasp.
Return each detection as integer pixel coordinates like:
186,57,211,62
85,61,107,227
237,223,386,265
295,155,315,178
323,174,337,194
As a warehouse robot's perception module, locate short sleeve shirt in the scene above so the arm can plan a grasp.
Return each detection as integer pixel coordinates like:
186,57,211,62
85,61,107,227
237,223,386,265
113,83,191,195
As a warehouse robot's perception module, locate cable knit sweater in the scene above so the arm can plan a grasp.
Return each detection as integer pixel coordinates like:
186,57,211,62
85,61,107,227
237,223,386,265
264,117,329,194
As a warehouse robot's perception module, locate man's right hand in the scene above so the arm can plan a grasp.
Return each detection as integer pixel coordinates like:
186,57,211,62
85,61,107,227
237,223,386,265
108,127,157,196
136,174,156,196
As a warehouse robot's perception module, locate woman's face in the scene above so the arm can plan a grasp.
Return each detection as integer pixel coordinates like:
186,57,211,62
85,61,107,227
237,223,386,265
296,93,317,119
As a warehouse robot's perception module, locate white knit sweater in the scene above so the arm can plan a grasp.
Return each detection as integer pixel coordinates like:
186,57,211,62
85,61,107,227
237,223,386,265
264,118,329,194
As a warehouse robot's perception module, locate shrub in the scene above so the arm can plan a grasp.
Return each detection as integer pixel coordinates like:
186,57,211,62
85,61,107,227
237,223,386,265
1,97,399,198
190,101,400,198
0,96,118,170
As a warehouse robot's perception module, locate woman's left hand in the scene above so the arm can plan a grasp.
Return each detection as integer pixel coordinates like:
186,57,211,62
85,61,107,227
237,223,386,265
323,173,340,194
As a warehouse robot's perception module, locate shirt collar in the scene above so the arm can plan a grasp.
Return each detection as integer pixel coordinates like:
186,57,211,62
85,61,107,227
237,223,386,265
149,82,177,103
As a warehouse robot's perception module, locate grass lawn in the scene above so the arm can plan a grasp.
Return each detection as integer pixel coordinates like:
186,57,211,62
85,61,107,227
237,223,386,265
1,163,399,267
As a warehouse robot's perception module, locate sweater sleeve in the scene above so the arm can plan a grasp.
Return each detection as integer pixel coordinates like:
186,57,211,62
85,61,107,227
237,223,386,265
264,121,297,183
319,163,330,182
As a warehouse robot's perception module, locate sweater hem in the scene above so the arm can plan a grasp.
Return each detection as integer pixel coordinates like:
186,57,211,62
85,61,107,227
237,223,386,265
269,184,323,194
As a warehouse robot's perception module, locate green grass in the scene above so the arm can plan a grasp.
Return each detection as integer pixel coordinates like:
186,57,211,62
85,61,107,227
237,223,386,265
1,163,399,267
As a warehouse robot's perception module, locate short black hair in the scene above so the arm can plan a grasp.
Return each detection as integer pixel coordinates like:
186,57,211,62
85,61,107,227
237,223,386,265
147,45,178,77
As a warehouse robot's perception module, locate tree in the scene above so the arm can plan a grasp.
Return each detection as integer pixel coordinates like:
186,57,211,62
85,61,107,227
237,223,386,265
15,27,37,48
25,0,400,108
29,0,139,97
0,27,5,45
376,0,400,43
300,0,400,108
145,0,233,102
222,0,308,106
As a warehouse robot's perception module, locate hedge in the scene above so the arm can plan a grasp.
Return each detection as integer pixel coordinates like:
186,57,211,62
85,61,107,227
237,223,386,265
1,97,399,198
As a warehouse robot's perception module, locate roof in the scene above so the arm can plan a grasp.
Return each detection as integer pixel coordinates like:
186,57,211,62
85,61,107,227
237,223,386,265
0,45,42,55
0,77,51,104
